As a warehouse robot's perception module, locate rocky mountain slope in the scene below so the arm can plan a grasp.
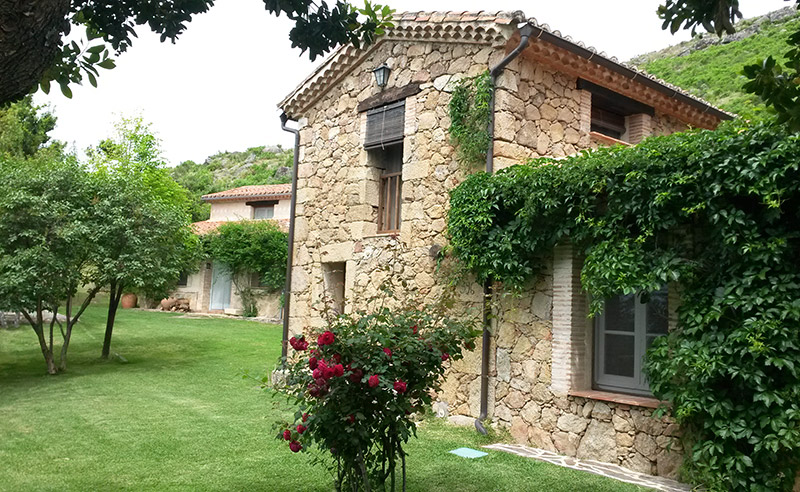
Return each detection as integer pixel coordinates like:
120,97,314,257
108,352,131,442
629,7,799,116
171,145,293,221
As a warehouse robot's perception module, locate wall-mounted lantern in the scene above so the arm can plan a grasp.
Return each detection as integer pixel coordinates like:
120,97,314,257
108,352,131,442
372,63,391,89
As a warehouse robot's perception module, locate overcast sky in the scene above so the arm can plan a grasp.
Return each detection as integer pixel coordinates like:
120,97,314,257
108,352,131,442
33,0,790,166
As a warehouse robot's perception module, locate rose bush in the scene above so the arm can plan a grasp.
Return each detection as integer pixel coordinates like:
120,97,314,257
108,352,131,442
275,302,478,491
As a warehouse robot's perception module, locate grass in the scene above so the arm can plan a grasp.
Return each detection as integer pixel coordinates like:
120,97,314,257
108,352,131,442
0,300,647,491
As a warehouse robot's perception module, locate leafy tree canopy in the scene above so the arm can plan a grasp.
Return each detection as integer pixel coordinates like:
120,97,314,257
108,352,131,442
0,0,393,105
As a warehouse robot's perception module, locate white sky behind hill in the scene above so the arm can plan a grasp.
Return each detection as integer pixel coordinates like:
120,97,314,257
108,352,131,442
33,0,790,165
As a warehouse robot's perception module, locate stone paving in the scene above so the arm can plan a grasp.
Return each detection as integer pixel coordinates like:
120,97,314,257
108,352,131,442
484,443,691,492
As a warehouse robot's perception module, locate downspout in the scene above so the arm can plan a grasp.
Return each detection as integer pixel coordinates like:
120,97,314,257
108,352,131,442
280,112,300,367
475,23,534,435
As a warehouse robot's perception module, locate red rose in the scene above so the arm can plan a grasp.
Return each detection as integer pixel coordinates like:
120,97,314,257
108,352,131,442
333,364,344,377
312,368,322,379
333,353,342,363
368,375,379,388
393,380,407,393
296,424,307,434
302,413,309,422
309,357,318,370
348,414,355,424
289,441,302,453
441,352,450,361
318,331,335,346
465,341,475,351
411,325,418,334
289,336,308,351
323,366,335,379
349,368,363,383
383,348,392,357
283,430,291,441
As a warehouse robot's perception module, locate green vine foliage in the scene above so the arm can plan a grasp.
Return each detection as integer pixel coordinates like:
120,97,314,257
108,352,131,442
447,119,800,491
448,71,493,168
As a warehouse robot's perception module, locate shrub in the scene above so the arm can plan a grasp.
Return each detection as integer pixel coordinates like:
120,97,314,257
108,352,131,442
276,300,478,491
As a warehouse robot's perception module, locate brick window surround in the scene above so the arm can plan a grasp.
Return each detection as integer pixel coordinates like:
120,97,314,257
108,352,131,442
551,243,675,407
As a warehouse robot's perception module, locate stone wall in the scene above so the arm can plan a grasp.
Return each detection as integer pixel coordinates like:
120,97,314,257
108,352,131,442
289,38,506,333
288,35,700,481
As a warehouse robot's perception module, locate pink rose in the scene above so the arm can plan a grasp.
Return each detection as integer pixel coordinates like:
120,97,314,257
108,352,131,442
289,440,302,452
283,430,291,441
318,331,335,346
393,380,407,393
368,375,379,388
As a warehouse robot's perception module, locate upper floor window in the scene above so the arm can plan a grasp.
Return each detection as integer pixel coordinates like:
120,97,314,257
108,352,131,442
594,287,668,396
249,201,276,220
364,99,405,234
578,79,654,143
373,144,402,233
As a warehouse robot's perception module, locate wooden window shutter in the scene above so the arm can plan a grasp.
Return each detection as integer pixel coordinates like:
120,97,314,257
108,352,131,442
364,100,405,149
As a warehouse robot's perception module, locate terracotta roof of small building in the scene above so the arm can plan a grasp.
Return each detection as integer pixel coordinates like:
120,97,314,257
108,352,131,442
279,11,731,128
191,218,290,235
201,184,292,202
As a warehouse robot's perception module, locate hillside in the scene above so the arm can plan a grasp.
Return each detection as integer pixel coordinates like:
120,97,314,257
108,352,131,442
171,145,293,221
629,7,799,116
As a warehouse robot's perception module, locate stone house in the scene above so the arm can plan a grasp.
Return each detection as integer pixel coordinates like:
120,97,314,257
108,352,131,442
174,184,291,317
278,11,730,478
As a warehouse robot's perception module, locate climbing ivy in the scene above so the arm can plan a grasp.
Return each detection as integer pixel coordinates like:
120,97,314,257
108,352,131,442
448,71,493,168
447,119,800,491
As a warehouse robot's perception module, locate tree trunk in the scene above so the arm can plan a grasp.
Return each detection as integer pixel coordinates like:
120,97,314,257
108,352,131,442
22,305,57,375
0,0,71,104
101,281,123,359
60,285,100,371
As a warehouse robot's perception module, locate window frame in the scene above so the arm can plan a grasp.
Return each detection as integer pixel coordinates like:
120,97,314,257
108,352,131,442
593,288,668,396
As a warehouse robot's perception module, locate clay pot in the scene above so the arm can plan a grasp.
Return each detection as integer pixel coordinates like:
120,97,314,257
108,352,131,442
120,293,138,309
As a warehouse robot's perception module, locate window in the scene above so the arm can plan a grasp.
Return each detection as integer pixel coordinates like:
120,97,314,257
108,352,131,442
252,204,274,220
177,271,189,287
578,79,654,143
373,144,403,233
594,287,668,395
364,100,405,150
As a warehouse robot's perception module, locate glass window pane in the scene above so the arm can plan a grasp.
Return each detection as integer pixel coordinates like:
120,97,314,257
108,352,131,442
646,288,668,335
605,294,635,332
604,334,635,377
254,206,274,219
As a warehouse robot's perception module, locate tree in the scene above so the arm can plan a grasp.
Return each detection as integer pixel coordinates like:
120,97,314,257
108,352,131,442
87,116,199,359
0,96,57,157
205,220,287,316
659,1,800,129
0,150,99,374
0,0,393,105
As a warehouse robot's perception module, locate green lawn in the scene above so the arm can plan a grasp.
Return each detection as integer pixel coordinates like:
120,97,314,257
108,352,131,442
0,301,646,491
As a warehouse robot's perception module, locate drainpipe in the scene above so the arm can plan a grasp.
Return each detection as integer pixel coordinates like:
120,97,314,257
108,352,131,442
280,112,300,367
475,23,534,436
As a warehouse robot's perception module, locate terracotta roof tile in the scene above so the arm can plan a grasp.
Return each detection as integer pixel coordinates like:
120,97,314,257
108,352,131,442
279,10,729,123
201,184,292,202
